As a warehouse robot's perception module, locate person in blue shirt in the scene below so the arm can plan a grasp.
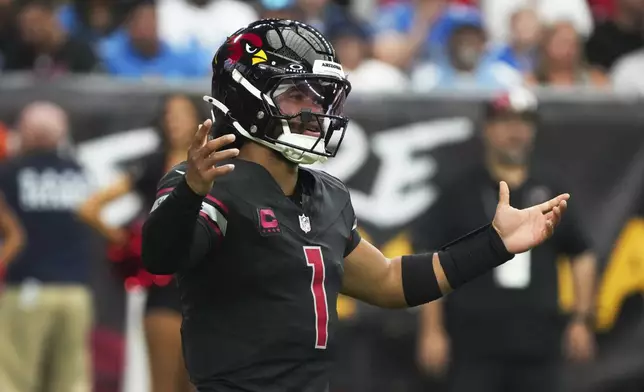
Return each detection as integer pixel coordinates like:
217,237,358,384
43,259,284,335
487,7,541,74
99,1,206,79
373,1,482,68
56,0,132,46
410,12,522,92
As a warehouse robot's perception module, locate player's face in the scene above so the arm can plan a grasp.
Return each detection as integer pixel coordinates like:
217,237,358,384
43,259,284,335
267,77,348,158
485,115,535,165
164,95,198,149
274,84,325,137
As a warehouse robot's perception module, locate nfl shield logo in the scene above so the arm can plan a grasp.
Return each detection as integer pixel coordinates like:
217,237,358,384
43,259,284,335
299,214,311,233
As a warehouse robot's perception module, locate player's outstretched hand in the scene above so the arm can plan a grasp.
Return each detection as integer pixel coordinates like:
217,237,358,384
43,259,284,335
492,181,569,254
185,119,239,196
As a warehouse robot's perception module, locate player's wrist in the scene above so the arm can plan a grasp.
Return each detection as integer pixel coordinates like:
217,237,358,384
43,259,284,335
438,223,514,290
184,172,211,196
175,177,208,204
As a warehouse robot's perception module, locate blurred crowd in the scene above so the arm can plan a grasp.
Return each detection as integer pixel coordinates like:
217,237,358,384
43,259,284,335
1,0,644,94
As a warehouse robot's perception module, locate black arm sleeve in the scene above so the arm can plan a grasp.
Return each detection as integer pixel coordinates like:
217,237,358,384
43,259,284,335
142,175,217,274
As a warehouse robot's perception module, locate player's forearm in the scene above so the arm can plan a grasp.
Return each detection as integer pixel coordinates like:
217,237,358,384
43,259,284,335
142,178,210,274
400,224,513,307
344,224,513,309
345,254,447,309
571,252,598,318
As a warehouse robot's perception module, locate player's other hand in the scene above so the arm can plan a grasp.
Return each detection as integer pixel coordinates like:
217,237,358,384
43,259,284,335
492,181,569,254
185,119,239,196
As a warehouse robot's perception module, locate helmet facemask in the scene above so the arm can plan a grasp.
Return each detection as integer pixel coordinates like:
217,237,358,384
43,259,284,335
261,74,350,164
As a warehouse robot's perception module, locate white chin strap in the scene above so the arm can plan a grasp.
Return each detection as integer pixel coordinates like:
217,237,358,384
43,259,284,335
203,70,328,165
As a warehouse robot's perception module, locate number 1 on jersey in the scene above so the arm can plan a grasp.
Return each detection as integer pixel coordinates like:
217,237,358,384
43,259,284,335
303,246,329,349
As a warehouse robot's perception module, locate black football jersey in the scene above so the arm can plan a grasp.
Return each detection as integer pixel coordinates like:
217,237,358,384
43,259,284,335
153,159,360,392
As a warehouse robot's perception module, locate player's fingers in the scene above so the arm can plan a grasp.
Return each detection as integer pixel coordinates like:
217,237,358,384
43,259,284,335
544,210,554,222
544,219,554,237
203,163,235,181
202,148,240,168
199,134,236,158
551,206,561,227
538,193,569,213
498,181,510,206
191,119,212,150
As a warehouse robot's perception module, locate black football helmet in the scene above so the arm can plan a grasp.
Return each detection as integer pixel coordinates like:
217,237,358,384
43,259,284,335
204,19,352,165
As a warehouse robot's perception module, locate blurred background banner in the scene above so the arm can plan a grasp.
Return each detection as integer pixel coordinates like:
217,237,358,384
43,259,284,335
1,78,644,390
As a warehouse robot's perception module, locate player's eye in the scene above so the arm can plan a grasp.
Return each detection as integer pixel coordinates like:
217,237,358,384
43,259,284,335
289,92,308,101
245,43,258,54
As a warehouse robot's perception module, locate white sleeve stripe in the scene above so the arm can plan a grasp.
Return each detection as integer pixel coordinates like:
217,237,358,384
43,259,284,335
150,194,170,212
151,195,228,236
200,202,228,236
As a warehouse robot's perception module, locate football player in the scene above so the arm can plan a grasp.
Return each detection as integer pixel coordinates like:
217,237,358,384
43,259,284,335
141,19,570,392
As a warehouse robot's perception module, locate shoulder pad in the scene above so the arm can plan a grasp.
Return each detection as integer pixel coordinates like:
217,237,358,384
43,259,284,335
157,161,189,190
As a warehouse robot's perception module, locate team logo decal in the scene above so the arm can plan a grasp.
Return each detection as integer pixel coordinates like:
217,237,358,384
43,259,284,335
228,33,267,66
299,214,311,233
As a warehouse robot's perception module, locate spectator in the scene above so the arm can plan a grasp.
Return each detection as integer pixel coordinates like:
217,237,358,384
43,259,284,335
410,12,522,92
0,0,18,70
414,88,598,392
481,0,593,45
99,1,206,79
489,7,542,74
587,0,617,20
157,0,257,65
372,0,446,69
0,172,25,293
585,0,644,72
56,0,133,46
296,0,353,36
2,0,98,75
0,101,93,392
259,0,305,19
0,121,21,161
78,94,201,392
329,17,410,93
611,48,644,94
526,21,609,88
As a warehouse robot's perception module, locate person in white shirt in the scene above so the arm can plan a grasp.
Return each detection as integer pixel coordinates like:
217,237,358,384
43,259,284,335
611,49,644,95
482,0,593,45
